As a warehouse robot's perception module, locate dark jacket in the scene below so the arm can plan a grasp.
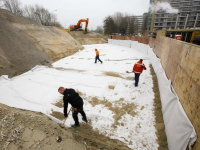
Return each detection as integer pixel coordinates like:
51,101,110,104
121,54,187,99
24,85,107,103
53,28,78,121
63,88,83,117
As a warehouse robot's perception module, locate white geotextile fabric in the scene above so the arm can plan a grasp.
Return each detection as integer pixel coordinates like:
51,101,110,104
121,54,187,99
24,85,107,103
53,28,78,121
123,40,131,48
137,43,149,55
131,41,138,50
0,44,159,149
110,39,197,150
111,39,120,45
108,39,112,44
119,40,124,46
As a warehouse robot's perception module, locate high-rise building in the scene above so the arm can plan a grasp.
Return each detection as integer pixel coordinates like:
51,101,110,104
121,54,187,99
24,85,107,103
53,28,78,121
130,13,148,33
149,0,200,31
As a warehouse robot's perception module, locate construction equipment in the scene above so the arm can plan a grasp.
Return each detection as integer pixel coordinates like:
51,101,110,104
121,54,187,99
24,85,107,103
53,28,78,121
70,18,89,33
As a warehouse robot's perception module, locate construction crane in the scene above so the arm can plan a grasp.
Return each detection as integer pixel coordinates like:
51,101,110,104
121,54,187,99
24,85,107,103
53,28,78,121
70,18,89,33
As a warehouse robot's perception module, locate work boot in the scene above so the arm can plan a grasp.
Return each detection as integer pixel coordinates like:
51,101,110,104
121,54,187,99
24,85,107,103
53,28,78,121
101,61,103,64
82,117,88,123
71,124,80,128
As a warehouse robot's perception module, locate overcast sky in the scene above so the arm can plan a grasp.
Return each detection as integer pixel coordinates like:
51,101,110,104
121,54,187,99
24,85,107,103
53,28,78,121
20,0,150,30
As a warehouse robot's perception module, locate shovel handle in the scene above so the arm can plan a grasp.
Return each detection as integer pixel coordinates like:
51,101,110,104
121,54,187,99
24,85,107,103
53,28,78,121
63,107,72,125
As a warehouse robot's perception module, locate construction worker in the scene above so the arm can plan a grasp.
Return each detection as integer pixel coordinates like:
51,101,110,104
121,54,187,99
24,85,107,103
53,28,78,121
95,48,103,64
58,87,88,128
133,59,146,87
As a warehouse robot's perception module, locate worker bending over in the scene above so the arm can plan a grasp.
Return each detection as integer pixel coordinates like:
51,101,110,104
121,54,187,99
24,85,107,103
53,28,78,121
58,87,88,128
95,48,103,64
133,59,146,87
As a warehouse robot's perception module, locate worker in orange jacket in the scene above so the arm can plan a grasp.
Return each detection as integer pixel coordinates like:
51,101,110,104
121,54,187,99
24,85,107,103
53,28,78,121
95,49,103,64
133,59,146,87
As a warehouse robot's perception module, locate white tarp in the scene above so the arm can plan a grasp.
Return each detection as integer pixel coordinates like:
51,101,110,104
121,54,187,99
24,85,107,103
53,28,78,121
108,39,112,44
0,44,158,149
137,43,149,55
131,41,138,50
123,40,131,48
108,39,131,48
112,39,120,45
119,40,124,46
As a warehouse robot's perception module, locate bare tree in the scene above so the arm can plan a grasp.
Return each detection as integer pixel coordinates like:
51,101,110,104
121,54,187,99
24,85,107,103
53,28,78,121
2,0,23,16
103,16,117,35
95,26,104,34
113,12,123,26
23,4,60,27
23,5,37,20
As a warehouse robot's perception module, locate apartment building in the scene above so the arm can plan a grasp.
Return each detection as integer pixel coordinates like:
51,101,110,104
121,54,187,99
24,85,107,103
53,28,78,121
150,0,200,31
133,13,148,32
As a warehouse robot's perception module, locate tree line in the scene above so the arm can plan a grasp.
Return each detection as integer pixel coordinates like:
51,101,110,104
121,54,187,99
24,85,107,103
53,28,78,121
102,12,135,35
95,12,148,35
0,0,62,27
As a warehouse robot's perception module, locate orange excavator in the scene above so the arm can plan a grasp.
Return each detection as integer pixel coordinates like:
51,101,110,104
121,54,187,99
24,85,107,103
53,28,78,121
70,18,89,33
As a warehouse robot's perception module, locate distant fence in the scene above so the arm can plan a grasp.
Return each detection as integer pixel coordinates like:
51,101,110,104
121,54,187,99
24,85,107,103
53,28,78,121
108,35,150,45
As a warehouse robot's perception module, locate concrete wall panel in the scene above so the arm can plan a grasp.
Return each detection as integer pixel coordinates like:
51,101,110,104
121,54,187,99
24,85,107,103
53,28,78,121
149,38,157,51
193,110,200,150
164,39,184,85
154,37,164,58
160,37,171,71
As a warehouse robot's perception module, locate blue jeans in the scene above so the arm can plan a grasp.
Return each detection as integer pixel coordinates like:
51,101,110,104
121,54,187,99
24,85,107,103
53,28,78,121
95,54,102,63
135,73,140,86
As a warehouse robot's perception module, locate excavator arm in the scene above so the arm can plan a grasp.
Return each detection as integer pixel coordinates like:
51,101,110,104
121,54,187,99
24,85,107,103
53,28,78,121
70,18,89,33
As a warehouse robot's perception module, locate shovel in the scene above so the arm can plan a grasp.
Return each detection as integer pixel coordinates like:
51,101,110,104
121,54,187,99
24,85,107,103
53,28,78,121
61,107,72,128
126,71,134,73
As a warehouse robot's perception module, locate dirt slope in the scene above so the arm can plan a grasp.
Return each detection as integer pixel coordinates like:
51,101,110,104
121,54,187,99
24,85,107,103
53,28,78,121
12,24,84,61
0,103,86,150
0,9,52,77
69,31,107,45
0,103,130,150
0,8,84,77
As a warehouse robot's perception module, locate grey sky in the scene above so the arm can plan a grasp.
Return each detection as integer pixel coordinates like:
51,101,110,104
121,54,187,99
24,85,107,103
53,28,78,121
20,0,150,30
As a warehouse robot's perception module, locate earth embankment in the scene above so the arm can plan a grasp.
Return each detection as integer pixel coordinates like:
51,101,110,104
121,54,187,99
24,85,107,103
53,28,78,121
0,8,83,77
69,31,107,45
0,9,52,77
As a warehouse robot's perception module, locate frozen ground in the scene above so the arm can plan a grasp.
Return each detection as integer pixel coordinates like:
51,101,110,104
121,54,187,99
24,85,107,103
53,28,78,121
0,44,158,149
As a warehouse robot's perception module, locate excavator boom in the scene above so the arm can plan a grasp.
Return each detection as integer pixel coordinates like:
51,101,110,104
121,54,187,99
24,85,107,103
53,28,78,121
70,18,89,33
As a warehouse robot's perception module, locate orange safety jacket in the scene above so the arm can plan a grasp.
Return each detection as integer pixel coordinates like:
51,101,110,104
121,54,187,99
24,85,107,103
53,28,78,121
96,50,99,55
133,61,146,74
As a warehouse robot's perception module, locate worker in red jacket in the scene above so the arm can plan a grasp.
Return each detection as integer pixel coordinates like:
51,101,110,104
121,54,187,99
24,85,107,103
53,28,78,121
133,59,146,87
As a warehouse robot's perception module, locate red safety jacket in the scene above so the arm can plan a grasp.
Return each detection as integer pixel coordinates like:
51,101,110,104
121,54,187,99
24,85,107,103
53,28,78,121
133,61,146,74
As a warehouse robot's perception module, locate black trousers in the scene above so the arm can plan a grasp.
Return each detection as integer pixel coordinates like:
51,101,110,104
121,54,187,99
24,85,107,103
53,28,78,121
135,73,140,86
72,105,86,125
95,54,102,63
